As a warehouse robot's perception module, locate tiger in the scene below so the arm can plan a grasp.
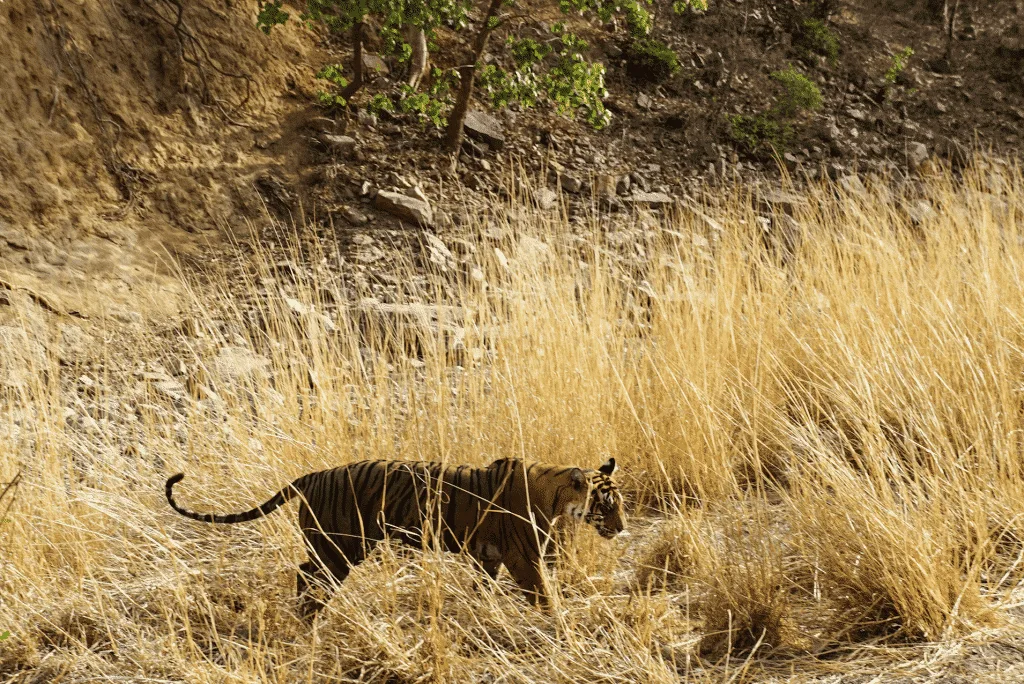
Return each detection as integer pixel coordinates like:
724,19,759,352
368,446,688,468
165,457,624,616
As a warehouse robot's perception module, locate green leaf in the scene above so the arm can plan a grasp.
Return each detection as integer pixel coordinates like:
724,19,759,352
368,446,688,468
256,1,290,34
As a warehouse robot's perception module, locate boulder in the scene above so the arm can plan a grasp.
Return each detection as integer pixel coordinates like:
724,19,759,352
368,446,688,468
361,53,389,76
374,190,433,227
464,110,505,150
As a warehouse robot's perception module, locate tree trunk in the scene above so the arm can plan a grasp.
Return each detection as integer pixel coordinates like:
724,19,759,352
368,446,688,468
404,26,429,90
443,0,504,153
341,21,365,101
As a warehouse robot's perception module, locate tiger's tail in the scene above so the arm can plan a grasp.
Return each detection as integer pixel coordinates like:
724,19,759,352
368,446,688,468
165,473,303,524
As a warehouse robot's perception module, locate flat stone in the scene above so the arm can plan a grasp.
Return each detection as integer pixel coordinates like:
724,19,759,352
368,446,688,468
760,189,808,211
464,110,505,150
625,191,674,206
361,53,389,76
210,346,271,381
321,134,357,157
374,190,433,227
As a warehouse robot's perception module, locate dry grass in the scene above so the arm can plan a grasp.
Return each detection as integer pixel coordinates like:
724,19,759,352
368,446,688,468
3,158,1024,682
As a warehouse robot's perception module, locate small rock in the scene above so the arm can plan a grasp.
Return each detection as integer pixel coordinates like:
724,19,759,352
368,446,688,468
907,142,929,170
760,189,807,213
616,175,631,196
595,174,618,201
494,248,510,270
424,232,454,268
904,199,936,225
210,346,271,382
406,185,430,204
374,190,433,227
839,174,867,195
625,191,674,206
358,109,378,127
517,236,551,264
637,92,653,110
846,108,867,122
464,110,505,150
535,188,559,211
111,309,143,325
462,136,490,157
559,173,583,194
321,134,357,157
284,297,312,317
342,207,369,226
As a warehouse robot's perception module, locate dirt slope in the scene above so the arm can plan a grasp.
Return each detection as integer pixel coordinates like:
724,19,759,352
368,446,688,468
0,0,323,315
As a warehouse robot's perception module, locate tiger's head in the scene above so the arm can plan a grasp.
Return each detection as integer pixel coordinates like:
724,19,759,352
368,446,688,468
586,459,626,539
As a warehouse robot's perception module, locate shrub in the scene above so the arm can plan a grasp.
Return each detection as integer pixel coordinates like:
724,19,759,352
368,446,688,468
728,113,789,153
625,0,652,38
729,66,821,153
625,38,680,83
799,18,839,63
672,0,708,13
770,66,823,117
885,46,914,85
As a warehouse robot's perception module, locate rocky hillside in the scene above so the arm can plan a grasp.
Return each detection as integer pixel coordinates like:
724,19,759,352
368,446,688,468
1,0,1022,306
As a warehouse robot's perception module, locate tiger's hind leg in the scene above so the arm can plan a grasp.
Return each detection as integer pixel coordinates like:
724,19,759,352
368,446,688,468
297,537,365,619
297,560,335,619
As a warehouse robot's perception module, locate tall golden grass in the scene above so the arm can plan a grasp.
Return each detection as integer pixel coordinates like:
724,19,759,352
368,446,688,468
2,158,1024,681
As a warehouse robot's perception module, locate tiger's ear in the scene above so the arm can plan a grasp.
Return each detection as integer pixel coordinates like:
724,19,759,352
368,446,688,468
598,458,616,476
570,468,587,489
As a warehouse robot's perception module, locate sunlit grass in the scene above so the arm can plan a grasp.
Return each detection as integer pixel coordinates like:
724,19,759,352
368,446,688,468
2,158,1024,681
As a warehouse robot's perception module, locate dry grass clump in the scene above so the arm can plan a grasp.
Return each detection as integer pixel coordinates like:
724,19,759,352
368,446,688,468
2,157,1024,680
634,511,702,591
691,506,792,663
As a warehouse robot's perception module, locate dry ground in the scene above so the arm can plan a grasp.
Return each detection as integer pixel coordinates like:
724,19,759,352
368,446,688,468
3,161,1024,682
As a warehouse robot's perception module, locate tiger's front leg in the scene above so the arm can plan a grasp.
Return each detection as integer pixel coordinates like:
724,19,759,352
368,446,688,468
504,554,548,608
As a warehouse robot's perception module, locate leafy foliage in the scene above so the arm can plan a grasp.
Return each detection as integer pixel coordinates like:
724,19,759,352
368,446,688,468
479,27,610,128
799,18,839,63
885,46,914,84
729,66,821,153
672,0,707,12
258,0,698,148
256,1,290,34
314,64,351,109
770,66,823,117
625,37,680,83
728,114,788,154
625,1,652,38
